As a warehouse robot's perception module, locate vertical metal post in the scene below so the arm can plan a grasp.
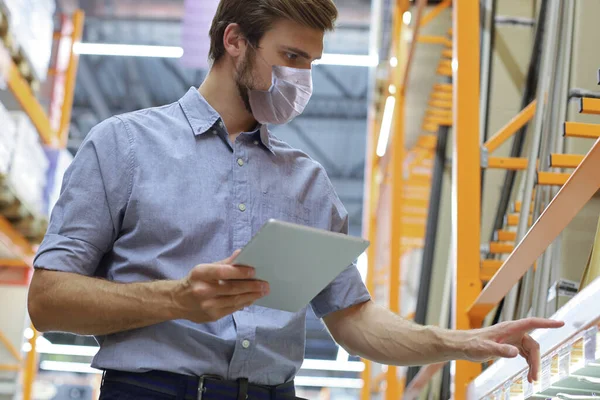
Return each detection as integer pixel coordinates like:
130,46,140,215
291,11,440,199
506,0,561,322
479,0,497,145
452,0,482,398
386,88,405,400
529,0,573,319
406,125,449,385
360,134,379,400
360,0,384,395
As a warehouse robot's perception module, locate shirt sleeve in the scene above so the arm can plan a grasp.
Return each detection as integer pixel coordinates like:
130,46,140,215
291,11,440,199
33,117,133,276
309,187,371,319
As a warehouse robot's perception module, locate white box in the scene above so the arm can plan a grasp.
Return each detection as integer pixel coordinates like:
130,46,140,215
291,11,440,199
0,0,56,81
8,112,49,214
0,102,17,175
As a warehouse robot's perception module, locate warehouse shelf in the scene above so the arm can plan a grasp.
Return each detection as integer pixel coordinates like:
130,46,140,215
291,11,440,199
467,138,600,325
1,43,56,146
467,277,600,399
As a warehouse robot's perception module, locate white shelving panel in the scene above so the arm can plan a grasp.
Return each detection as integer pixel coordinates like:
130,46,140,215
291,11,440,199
468,277,600,399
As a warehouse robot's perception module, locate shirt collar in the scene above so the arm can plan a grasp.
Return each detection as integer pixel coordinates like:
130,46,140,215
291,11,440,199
178,87,274,153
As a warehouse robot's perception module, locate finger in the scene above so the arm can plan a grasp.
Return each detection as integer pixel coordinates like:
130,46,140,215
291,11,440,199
522,335,540,382
509,318,565,334
215,280,269,296
486,341,519,359
192,264,255,281
220,249,242,264
212,292,266,310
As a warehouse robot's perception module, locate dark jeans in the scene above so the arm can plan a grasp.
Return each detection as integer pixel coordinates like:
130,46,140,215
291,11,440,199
100,380,184,400
99,370,303,400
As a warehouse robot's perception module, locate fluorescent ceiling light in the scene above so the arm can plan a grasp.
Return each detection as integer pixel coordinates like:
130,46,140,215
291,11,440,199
403,11,412,25
295,376,363,389
315,53,378,67
74,42,377,67
376,95,396,157
36,340,99,357
301,359,364,372
73,43,185,58
39,360,101,374
390,57,398,68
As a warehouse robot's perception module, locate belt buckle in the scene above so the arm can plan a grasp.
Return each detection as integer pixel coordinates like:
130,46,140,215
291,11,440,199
197,375,223,400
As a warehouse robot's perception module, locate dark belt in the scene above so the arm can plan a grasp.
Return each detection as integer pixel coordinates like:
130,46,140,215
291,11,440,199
102,369,304,400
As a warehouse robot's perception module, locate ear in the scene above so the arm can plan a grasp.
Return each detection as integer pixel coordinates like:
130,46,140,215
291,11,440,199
223,23,247,58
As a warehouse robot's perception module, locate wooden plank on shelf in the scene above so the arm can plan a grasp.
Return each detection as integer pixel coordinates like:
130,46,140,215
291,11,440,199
467,138,600,322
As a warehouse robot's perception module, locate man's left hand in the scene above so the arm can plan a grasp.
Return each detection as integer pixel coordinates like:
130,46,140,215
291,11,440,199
462,318,565,382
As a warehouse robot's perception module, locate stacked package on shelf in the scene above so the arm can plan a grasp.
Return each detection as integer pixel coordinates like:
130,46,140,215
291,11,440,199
0,101,17,176
0,0,55,81
7,112,49,220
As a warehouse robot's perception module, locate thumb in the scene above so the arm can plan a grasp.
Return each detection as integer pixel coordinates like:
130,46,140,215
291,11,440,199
221,249,241,264
487,341,519,359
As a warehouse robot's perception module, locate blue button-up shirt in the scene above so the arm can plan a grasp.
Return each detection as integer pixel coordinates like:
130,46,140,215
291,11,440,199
34,88,370,385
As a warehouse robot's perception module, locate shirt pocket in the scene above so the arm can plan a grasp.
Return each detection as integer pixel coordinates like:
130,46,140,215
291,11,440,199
260,194,312,226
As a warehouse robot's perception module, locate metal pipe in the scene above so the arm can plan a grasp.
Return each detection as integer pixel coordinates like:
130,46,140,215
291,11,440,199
487,0,549,260
480,0,497,145
546,0,575,310
517,0,565,319
510,0,561,321
406,124,449,385
527,0,573,319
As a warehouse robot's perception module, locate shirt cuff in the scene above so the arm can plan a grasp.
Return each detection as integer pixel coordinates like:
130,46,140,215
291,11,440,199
310,265,371,319
33,233,104,276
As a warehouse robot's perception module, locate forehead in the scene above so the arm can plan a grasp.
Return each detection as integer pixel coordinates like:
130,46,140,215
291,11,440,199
261,19,325,58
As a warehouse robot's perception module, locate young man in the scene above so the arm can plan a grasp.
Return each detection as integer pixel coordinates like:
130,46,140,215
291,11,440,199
28,0,562,398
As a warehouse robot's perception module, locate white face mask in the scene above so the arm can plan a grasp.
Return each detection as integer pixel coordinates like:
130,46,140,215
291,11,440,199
248,65,313,125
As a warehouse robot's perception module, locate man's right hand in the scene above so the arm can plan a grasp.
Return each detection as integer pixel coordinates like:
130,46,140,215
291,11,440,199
173,250,269,323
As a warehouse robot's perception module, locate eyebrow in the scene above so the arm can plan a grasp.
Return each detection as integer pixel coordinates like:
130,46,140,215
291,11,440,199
281,46,320,61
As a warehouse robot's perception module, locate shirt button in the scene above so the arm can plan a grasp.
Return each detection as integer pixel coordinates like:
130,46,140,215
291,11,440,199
211,129,217,135
253,140,259,145
237,158,244,167
238,203,246,212
242,340,250,349
219,121,224,128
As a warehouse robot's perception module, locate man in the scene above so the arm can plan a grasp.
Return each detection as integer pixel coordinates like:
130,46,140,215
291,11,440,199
28,0,562,398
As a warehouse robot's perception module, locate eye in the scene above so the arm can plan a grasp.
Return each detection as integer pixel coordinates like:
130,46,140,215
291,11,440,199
285,52,299,61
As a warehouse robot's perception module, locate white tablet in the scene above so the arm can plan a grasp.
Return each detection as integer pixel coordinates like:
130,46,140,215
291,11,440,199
232,219,370,313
